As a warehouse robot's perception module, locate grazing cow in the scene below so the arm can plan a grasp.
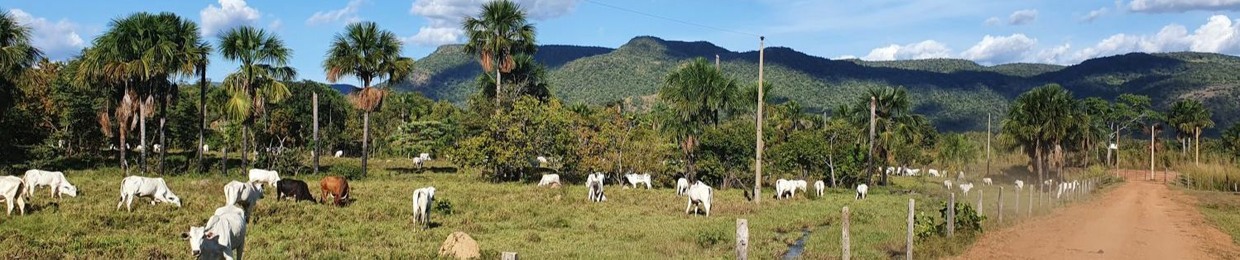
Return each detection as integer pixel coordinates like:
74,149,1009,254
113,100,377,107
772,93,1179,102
275,179,315,202
623,173,652,189
412,187,436,228
23,169,78,199
675,178,690,195
927,169,940,177
587,173,606,202
1015,180,1025,191
320,176,350,206
183,205,247,260
247,169,281,191
413,157,426,169
224,181,264,221
906,168,922,176
982,178,993,186
959,183,974,196
855,184,869,200
202,144,210,153
685,181,713,216
536,156,548,166
334,150,343,158
814,180,825,197
775,179,807,199
0,176,27,216
117,176,182,211
537,174,561,187
944,180,953,191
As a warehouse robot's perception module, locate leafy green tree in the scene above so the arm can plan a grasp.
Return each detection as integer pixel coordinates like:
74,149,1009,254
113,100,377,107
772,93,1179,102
1002,84,1078,182
1104,94,1153,167
657,58,739,181
218,25,295,169
841,86,929,185
0,10,42,123
323,21,414,177
1222,123,1240,162
1167,99,1214,165
462,0,536,106
936,133,978,175
452,97,574,181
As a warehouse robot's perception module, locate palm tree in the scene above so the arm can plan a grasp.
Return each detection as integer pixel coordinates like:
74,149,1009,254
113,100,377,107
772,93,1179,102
658,57,738,181
1167,99,1214,165
462,0,536,106
323,21,413,178
0,11,43,119
218,26,295,170
78,12,202,174
1002,84,1077,183
193,42,212,173
842,87,922,184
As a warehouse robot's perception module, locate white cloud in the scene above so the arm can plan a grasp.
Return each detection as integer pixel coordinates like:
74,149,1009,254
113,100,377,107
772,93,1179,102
1070,15,1240,61
1081,8,1107,23
1008,9,1038,25
984,17,1002,26
7,9,84,61
960,34,1038,64
834,55,859,60
1129,0,1240,13
407,0,579,46
861,40,953,61
1030,43,1071,64
307,0,364,26
200,0,261,37
269,19,284,31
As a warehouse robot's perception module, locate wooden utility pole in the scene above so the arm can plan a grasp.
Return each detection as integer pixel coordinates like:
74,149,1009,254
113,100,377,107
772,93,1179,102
906,199,914,260
313,92,320,175
1150,124,1156,180
842,207,851,260
986,113,992,176
868,96,876,185
715,54,720,70
754,36,765,203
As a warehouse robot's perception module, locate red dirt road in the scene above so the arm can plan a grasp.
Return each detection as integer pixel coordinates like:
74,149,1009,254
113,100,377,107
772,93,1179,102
958,170,1240,260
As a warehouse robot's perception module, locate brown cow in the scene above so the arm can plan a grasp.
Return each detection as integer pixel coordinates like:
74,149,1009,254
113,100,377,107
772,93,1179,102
319,176,350,206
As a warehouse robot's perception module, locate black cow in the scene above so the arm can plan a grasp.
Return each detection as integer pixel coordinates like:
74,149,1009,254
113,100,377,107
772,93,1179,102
276,179,315,202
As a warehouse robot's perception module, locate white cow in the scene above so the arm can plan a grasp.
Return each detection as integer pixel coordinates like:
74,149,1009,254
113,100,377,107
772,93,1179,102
675,178,690,195
224,181,264,221
0,176,27,216
982,178,993,186
23,169,78,199
153,144,162,153
246,169,281,191
537,174,561,187
944,180,953,191
413,157,426,168
855,184,869,200
117,176,182,211
419,153,431,161
906,168,922,176
536,156,548,166
334,150,343,158
183,205,247,260
927,169,940,177
814,180,825,197
412,187,436,228
685,181,713,216
623,173,652,189
202,144,210,153
775,179,808,199
959,183,974,196
1015,180,1025,191
587,173,606,202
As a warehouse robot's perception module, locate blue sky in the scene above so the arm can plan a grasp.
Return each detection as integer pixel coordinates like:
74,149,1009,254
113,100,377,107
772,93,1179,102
6,0,1240,85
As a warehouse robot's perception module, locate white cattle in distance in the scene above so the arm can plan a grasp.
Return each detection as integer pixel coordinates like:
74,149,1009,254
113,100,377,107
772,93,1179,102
982,178,993,186
334,150,344,158
814,180,825,197
246,169,281,191
959,183,974,196
675,178,690,195
855,184,869,200
587,173,607,202
623,173,652,189
944,180,953,191
224,181,264,221
117,176,182,211
1015,180,1025,191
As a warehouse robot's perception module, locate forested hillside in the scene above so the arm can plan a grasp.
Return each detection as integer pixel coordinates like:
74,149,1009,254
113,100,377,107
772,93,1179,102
396,36,1240,133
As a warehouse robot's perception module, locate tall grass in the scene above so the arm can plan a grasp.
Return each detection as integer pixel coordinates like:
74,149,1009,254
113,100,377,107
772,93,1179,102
1175,163,1240,192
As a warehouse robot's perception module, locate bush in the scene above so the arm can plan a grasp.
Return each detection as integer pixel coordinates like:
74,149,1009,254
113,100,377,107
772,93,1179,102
256,148,305,176
938,201,985,235
434,199,454,215
333,164,366,180
694,229,727,249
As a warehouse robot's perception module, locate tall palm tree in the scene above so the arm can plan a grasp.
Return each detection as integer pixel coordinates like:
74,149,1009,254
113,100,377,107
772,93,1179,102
462,0,536,106
842,87,920,184
323,21,413,178
1002,84,1077,183
1167,99,1214,165
658,57,738,181
0,11,43,119
218,26,295,170
78,12,202,174
193,42,212,173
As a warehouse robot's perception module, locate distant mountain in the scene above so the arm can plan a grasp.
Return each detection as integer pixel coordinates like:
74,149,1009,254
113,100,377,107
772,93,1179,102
396,36,1240,134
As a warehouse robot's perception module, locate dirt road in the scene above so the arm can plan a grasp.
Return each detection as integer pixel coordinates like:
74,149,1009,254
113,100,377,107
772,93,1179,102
958,170,1240,260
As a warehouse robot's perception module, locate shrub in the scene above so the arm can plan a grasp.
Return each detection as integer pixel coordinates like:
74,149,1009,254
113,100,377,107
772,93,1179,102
333,164,366,180
434,199,454,215
694,229,727,249
937,201,985,235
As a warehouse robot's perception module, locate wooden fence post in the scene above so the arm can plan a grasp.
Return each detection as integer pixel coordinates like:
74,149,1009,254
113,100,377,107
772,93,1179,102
842,207,851,260
947,193,956,237
906,199,914,260
977,190,984,217
998,187,1004,223
502,252,518,260
736,219,749,260
1027,185,1033,216
1015,186,1020,219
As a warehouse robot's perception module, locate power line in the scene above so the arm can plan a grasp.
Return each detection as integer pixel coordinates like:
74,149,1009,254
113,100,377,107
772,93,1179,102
582,0,761,38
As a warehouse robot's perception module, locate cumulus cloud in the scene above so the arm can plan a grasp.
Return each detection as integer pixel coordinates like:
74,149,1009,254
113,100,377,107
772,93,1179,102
407,0,579,46
861,40,953,61
269,19,284,31
307,0,363,25
200,0,261,37
7,9,84,61
960,34,1038,64
1070,15,1240,61
1008,9,1038,25
984,17,1002,26
1129,0,1240,13
1081,8,1107,23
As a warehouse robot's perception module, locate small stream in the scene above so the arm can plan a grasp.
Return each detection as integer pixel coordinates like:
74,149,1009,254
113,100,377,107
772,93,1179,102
781,228,812,260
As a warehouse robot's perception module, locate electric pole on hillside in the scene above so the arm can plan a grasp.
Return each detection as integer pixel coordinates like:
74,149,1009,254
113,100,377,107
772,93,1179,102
754,36,765,203
313,92,320,175
716,54,721,70
986,113,991,176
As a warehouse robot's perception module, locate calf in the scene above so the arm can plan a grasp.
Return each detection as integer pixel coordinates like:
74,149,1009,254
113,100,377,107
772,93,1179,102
0,176,27,216
23,169,78,199
117,176,182,211
537,174,561,187
685,181,713,216
247,169,281,191
412,187,436,228
224,181,263,221
183,205,247,260
814,180,825,197
855,184,869,200
276,179,315,202
320,176,350,206
675,178,689,195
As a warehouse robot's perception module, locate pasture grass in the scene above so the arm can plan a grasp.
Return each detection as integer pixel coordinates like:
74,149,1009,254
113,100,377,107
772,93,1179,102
1175,163,1240,192
1183,189,1240,245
